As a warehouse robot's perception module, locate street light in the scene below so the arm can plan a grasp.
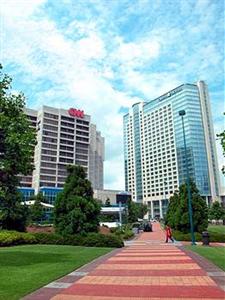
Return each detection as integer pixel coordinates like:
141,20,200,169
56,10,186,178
179,110,196,245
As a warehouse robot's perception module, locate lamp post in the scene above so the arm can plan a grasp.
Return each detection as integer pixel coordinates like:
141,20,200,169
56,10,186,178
179,110,196,245
119,201,122,227
163,180,167,219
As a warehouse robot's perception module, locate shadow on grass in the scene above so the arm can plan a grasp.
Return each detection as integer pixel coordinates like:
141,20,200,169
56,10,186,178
0,251,65,266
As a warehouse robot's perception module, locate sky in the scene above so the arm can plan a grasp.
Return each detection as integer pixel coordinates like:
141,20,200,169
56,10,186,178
1,0,224,190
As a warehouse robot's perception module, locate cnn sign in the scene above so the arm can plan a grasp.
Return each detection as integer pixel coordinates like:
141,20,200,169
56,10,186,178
68,108,84,118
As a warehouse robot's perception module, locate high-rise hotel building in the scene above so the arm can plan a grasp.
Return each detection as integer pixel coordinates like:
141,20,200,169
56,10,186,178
19,105,104,202
123,81,220,218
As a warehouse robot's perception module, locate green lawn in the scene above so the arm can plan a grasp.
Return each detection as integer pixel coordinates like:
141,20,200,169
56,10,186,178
186,245,225,271
208,225,225,235
0,245,113,300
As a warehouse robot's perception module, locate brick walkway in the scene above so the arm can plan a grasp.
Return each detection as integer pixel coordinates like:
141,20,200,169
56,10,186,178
24,223,225,300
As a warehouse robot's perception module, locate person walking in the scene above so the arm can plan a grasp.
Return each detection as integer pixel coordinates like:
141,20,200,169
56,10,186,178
165,225,174,243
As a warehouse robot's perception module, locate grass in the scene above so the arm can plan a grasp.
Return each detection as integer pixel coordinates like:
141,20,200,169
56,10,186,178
0,244,113,300
208,225,225,235
186,245,225,271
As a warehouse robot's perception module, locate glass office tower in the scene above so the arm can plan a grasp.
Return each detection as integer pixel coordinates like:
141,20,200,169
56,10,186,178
123,81,220,218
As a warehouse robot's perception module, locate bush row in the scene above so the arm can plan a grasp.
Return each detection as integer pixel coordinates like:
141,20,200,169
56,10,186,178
110,224,134,240
0,231,36,246
173,230,225,242
0,231,124,248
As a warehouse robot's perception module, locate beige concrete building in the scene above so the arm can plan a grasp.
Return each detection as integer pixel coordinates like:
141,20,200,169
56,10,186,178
19,105,104,193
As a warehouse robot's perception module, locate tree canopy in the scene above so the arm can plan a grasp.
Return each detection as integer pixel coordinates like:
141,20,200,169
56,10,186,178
217,113,225,175
209,201,225,221
29,192,45,223
0,65,36,231
54,165,101,235
165,181,208,233
127,199,148,223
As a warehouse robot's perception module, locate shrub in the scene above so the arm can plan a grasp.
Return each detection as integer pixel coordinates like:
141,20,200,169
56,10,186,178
110,224,134,240
122,230,134,240
0,230,123,248
32,233,64,245
82,233,124,248
208,232,225,243
173,230,202,242
0,231,36,246
173,230,225,243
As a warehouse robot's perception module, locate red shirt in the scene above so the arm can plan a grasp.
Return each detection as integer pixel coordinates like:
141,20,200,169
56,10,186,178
166,227,172,237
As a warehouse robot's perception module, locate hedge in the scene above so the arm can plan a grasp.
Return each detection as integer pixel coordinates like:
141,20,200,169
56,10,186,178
0,231,124,248
0,231,36,246
173,230,225,243
173,231,202,242
110,224,134,240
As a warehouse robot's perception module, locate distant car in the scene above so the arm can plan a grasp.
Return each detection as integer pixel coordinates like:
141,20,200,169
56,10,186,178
143,222,152,232
150,218,157,223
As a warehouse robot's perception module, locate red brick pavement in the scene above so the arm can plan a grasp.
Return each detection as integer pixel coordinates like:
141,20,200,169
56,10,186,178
24,223,225,300
50,223,224,300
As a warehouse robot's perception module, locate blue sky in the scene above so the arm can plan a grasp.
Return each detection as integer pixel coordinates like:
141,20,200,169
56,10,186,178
1,0,224,189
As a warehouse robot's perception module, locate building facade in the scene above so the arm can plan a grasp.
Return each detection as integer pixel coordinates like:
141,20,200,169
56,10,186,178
19,105,104,202
123,81,220,218
94,189,131,206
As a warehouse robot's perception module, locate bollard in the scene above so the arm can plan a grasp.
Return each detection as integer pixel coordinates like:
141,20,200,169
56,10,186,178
202,231,210,246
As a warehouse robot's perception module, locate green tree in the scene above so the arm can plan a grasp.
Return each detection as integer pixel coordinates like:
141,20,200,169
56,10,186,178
217,113,225,175
30,193,45,223
137,203,148,219
54,165,101,235
0,65,36,231
127,199,148,222
209,201,225,222
165,181,208,233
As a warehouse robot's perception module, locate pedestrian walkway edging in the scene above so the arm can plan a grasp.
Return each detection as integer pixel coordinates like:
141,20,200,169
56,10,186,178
179,246,225,291
22,248,121,300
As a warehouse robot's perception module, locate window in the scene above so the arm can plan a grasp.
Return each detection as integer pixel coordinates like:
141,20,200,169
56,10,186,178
44,112,58,119
60,133,74,140
76,120,89,126
42,149,57,156
43,118,58,126
42,136,57,143
43,130,58,137
41,155,56,162
59,157,73,163
61,121,74,128
75,160,88,166
61,116,74,122
61,127,74,134
43,124,58,131
60,139,74,145
42,143,57,149
40,175,56,181
60,151,73,157
40,168,56,174
76,154,88,160
41,162,56,168
76,136,89,142
76,130,89,137
60,145,74,151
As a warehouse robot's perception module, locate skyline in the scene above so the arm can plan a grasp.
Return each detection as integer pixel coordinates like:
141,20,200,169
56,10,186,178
1,0,224,190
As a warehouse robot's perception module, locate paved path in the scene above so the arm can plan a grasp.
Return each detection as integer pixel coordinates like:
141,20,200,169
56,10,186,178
49,223,224,300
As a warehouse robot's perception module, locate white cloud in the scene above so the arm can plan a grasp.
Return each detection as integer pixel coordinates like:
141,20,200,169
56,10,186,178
114,40,160,67
1,0,46,18
1,0,224,191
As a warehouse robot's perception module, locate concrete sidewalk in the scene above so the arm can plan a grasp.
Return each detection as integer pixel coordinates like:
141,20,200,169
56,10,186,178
24,223,225,300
